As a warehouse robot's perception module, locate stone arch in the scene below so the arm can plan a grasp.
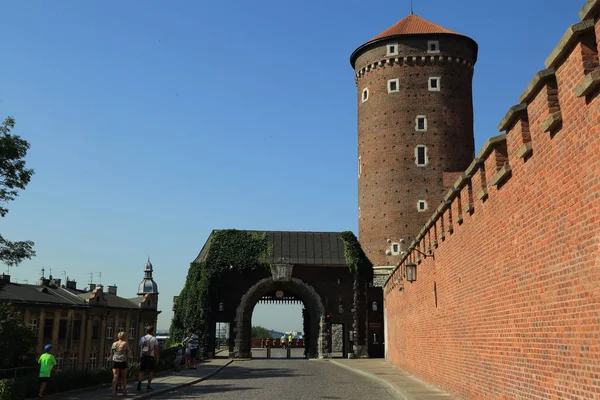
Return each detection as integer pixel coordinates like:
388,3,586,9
233,277,326,359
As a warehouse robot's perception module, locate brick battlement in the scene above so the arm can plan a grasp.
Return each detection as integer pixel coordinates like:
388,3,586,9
383,1,600,398
354,54,474,86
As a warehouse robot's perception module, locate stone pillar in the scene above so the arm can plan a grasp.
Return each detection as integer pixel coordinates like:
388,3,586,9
99,314,107,363
37,308,46,354
51,310,61,345
78,315,86,363
83,315,93,362
23,308,31,327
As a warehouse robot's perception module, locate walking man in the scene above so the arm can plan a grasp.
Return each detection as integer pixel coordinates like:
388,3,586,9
38,344,56,398
137,325,159,393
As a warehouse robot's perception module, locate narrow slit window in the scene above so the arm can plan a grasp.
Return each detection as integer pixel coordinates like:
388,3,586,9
429,77,441,91
416,116,427,132
415,145,428,166
418,200,428,212
388,79,399,93
392,243,400,255
387,43,399,56
358,156,362,178
362,88,369,103
428,40,440,53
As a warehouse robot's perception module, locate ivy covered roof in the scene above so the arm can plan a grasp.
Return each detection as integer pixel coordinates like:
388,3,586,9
194,230,349,266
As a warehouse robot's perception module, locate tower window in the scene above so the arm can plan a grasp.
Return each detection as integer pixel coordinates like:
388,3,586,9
429,77,441,91
415,145,428,166
416,116,427,132
358,156,362,178
391,243,400,255
387,43,399,56
428,40,440,53
418,200,428,212
388,79,399,93
362,88,369,103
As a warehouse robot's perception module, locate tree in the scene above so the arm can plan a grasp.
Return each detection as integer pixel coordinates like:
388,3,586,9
251,326,271,339
0,303,36,369
0,117,35,270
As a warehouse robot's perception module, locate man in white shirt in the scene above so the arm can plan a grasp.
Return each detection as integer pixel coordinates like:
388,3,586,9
137,325,159,393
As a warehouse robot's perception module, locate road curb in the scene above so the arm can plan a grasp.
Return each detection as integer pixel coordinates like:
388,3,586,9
329,360,407,400
131,360,234,400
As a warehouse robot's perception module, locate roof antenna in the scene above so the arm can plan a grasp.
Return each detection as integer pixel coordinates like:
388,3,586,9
410,0,414,14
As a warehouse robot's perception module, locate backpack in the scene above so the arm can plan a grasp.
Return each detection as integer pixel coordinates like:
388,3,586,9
141,335,152,356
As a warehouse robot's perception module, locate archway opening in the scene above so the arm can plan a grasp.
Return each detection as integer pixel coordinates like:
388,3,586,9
251,294,304,359
233,277,325,359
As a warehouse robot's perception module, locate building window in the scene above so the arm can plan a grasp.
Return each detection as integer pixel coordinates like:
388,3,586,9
70,353,78,367
387,78,399,93
90,352,97,368
428,40,440,53
391,243,400,255
73,320,82,340
358,156,362,178
415,145,428,166
43,319,53,339
92,320,100,339
129,324,136,341
30,318,38,337
418,200,428,212
386,43,399,56
416,116,427,132
358,207,361,218
428,77,441,91
106,318,113,340
362,88,369,103
118,319,125,333
58,319,67,340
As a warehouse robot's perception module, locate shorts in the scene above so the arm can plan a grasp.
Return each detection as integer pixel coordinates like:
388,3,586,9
190,348,198,358
39,377,50,383
112,361,128,370
140,356,155,372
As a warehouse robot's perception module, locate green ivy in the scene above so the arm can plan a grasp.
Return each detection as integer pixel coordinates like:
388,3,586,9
339,231,373,281
169,230,271,353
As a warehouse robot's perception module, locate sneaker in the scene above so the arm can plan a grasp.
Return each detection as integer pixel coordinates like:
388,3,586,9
136,382,142,392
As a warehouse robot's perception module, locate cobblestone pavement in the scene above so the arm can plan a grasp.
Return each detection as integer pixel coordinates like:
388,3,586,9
154,359,399,400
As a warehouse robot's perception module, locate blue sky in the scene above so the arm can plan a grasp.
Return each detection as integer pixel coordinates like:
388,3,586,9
1,0,582,331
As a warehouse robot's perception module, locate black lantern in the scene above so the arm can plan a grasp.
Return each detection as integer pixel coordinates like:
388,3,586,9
405,262,417,283
218,301,224,312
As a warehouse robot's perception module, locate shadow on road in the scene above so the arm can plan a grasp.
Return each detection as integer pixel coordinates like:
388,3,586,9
210,365,311,380
163,384,256,398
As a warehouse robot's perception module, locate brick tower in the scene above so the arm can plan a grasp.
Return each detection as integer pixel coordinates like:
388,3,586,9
351,14,478,267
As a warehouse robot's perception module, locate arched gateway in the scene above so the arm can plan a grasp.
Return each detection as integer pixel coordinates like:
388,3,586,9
174,230,386,360
233,269,326,358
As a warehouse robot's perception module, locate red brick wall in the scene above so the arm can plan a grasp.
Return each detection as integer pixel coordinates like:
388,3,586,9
383,7,600,400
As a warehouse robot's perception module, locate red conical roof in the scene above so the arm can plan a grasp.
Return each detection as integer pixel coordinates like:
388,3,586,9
369,14,460,41
350,14,477,67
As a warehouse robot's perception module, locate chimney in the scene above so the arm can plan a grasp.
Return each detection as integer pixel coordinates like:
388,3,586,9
87,283,96,292
38,278,50,286
107,285,117,296
49,278,61,288
173,296,179,312
66,280,77,290
0,274,10,284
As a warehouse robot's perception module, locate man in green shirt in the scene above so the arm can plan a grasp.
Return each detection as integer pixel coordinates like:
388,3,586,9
38,344,57,398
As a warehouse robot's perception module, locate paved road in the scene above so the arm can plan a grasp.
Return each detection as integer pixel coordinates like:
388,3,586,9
155,359,399,399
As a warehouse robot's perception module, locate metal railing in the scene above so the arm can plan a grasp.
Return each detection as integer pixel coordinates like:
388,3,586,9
0,360,139,380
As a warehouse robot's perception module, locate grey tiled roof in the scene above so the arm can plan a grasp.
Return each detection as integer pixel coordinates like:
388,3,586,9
0,283,87,306
1,284,140,309
194,230,349,266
